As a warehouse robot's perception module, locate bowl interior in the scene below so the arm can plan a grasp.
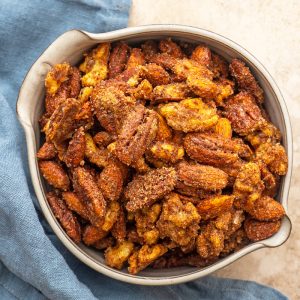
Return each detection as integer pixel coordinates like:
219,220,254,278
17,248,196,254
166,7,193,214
17,27,292,284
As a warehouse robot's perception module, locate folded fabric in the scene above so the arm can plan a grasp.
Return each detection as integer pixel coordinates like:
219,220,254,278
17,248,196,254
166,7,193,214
0,0,288,299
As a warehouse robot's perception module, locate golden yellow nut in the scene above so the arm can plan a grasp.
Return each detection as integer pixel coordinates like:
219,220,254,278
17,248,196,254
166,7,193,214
85,133,108,168
128,244,168,274
215,118,232,139
80,43,110,86
159,98,219,132
45,63,70,95
149,141,184,163
105,241,134,270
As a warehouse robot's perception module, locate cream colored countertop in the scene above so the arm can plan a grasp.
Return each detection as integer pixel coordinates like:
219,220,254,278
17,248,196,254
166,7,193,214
129,1,299,298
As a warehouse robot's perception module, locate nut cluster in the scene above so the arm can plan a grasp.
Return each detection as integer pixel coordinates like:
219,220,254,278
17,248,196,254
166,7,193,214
38,38,288,274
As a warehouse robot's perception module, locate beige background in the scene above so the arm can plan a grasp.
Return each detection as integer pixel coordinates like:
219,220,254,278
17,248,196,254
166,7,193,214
129,1,299,299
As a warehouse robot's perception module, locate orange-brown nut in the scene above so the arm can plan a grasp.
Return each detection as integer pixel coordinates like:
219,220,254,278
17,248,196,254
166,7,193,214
74,100,94,130
108,42,130,78
191,46,212,67
151,83,191,104
128,244,168,274
214,209,245,239
64,127,85,167
141,63,170,86
97,160,126,202
186,74,219,100
196,195,234,220
44,98,82,157
159,98,219,133
82,225,107,246
148,52,178,71
173,58,214,81
246,196,285,221
125,167,177,212
37,142,57,160
176,161,228,191
211,53,229,78
157,193,200,247
176,182,220,200
39,160,70,191
115,105,158,166
135,203,161,245
79,43,110,86
46,192,81,243
159,38,185,59
131,79,153,100
45,64,81,115
85,133,108,168
246,121,281,148
233,162,265,206
196,223,224,259
149,141,184,164
126,48,145,69
184,133,241,167
244,218,281,241
62,191,90,220
255,143,288,176
215,118,232,139
141,40,159,61
73,167,106,220
111,207,127,242
229,59,264,103
91,85,136,133
93,131,115,148
260,165,280,197
197,209,244,259
224,91,264,135
105,241,135,270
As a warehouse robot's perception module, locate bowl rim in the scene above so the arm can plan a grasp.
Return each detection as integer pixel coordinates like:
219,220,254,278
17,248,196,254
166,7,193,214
16,24,293,285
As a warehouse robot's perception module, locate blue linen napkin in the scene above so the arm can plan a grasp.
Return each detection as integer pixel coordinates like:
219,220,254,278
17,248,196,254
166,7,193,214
0,0,288,299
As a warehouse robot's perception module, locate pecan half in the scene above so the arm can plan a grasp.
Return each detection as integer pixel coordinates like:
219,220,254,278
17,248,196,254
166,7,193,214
91,85,136,133
46,192,81,243
115,105,158,166
224,91,264,135
72,167,106,220
37,142,57,160
176,161,228,191
64,127,85,167
97,160,127,202
125,167,177,212
108,42,130,78
39,161,70,191
184,133,241,167
159,38,185,59
244,218,281,241
229,59,264,103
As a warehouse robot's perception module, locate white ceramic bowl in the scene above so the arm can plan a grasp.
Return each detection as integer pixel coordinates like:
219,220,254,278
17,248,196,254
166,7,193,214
16,25,292,285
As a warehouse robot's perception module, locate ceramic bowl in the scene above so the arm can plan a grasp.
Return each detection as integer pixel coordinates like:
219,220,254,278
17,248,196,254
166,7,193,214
16,25,292,285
